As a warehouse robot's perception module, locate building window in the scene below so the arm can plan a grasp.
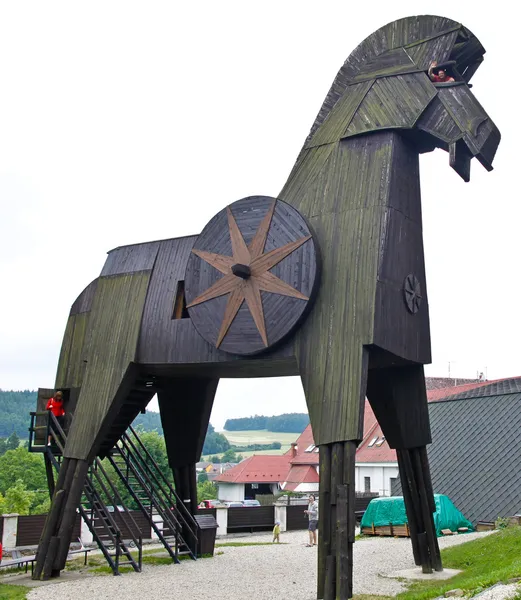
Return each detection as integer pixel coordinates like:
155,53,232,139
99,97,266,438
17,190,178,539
364,476,371,492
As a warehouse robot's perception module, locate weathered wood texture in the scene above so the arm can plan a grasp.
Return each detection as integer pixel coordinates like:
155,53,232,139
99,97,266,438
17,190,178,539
158,378,219,468
281,131,432,445
39,15,501,592
303,16,479,145
64,272,151,461
136,235,297,376
366,365,431,449
185,197,319,355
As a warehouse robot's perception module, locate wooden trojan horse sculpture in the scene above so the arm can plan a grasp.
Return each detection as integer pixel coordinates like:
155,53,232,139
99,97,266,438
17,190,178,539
35,15,499,599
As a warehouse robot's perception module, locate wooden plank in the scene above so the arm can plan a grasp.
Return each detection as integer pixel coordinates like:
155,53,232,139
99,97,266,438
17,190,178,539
336,484,349,599
318,444,331,599
344,73,436,138
101,241,160,277
324,554,336,600
305,81,373,148
64,271,152,461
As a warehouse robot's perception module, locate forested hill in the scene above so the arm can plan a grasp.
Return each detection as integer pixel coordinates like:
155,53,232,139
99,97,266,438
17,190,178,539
0,390,164,439
224,413,309,433
0,390,36,438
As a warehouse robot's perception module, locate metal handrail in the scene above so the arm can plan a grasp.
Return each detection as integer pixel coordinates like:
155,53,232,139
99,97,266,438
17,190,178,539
127,425,198,530
38,411,142,573
120,432,198,549
117,434,197,550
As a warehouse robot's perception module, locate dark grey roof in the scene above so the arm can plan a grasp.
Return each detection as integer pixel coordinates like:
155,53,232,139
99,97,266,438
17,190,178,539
433,377,521,402
393,392,521,524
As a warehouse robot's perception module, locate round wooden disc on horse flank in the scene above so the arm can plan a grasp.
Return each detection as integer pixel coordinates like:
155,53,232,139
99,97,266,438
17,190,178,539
184,196,320,356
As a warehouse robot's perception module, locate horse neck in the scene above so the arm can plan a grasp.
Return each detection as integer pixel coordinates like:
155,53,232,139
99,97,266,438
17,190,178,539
280,130,423,226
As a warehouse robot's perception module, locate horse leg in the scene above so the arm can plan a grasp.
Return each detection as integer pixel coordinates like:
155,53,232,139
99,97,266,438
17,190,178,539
366,364,442,573
303,348,368,600
33,457,89,579
157,377,219,543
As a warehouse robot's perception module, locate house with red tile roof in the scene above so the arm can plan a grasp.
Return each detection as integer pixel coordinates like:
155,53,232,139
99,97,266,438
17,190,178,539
215,377,490,501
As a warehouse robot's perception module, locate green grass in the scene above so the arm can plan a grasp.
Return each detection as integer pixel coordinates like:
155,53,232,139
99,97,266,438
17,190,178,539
0,583,28,600
219,430,299,446
397,528,521,600
215,541,281,547
201,429,300,460
87,549,211,575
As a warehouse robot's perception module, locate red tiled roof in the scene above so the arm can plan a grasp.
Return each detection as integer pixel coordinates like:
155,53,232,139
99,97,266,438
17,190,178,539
284,465,320,491
214,454,292,483
355,424,397,463
288,453,319,465
217,377,520,485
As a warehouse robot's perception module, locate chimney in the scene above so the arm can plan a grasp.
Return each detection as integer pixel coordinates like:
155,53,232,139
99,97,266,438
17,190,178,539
290,443,297,458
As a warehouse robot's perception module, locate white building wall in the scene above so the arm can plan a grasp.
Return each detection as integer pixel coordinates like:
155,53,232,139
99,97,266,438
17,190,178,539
355,463,399,496
217,482,245,501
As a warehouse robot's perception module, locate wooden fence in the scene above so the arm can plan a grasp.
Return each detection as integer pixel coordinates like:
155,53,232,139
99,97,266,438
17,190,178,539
16,514,82,547
227,506,274,532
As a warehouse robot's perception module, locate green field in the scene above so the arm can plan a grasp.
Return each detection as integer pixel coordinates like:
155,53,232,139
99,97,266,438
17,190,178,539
202,430,300,460
220,430,300,445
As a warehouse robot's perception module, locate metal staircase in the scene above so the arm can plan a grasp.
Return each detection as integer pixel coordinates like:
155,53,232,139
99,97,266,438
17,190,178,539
106,425,198,563
29,412,143,575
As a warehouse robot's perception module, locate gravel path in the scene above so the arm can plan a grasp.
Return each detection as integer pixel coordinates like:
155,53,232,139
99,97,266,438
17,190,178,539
25,530,498,600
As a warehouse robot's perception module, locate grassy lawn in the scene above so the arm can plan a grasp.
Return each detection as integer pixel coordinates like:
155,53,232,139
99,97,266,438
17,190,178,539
396,528,521,600
0,583,28,599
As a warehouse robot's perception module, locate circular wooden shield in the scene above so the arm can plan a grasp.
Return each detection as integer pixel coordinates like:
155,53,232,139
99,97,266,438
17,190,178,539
185,196,320,355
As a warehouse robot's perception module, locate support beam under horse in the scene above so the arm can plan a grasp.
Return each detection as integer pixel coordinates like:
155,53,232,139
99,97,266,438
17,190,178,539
35,14,500,599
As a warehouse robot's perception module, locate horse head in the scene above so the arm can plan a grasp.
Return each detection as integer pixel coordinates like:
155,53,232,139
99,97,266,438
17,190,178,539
303,15,500,182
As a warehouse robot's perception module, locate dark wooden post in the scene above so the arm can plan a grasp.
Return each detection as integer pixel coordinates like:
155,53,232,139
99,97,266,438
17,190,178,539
318,440,357,600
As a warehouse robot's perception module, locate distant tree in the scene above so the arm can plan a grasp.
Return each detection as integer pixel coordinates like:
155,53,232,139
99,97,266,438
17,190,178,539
132,410,164,434
210,455,221,464
135,430,170,476
198,472,208,483
0,390,37,438
197,481,217,502
271,442,282,450
6,431,20,451
224,413,309,433
236,454,244,462
0,438,6,456
0,480,35,515
221,449,237,463
202,425,230,456
0,447,47,498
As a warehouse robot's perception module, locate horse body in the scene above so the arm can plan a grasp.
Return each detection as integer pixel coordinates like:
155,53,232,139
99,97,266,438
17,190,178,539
36,15,500,598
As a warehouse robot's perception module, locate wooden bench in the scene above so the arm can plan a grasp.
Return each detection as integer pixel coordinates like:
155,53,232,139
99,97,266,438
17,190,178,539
0,549,36,574
67,538,94,565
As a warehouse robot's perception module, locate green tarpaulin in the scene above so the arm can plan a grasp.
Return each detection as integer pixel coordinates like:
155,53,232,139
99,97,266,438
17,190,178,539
360,494,474,536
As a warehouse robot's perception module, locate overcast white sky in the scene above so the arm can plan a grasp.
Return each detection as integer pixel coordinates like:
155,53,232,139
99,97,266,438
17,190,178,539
1,1,519,430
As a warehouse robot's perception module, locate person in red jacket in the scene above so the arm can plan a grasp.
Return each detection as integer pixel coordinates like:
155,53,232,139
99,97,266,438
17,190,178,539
429,61,455,83
46,391,65,446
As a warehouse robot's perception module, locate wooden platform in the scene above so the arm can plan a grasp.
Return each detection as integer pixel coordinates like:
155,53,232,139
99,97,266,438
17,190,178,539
361,523,410,537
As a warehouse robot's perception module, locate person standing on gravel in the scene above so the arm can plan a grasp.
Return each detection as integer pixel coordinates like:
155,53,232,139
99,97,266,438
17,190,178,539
304,495,318,546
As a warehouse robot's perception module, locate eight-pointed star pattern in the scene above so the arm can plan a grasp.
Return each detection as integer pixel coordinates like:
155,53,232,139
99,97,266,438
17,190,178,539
403,274,422,314
186,201,311,348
